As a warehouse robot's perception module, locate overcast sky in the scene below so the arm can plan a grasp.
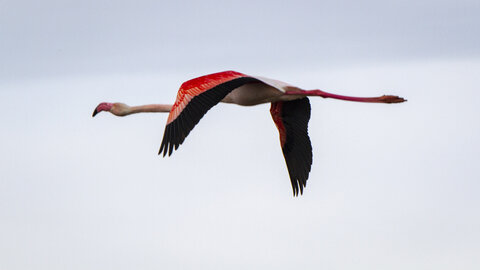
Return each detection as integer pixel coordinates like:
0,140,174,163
1,0,480,269
1,0,479,81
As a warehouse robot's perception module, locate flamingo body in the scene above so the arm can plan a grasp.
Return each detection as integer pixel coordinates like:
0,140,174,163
93,70,406,196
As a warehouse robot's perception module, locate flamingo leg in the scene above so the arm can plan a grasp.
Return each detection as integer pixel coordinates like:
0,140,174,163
284,89,406,103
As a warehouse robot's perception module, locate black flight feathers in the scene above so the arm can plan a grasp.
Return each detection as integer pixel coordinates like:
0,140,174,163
274,98,313,196
158,77,260,157
158,77,313,196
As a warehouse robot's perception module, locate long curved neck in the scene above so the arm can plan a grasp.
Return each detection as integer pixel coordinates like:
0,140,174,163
128,104,173,115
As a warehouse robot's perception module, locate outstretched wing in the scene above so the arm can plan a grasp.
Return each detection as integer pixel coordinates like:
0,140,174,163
270,98,313,196
159,71,260,156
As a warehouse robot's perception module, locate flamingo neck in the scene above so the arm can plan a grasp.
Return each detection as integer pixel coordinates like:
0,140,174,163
128,104,173,115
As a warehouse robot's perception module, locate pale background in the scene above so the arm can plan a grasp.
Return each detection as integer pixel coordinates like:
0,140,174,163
1,0,479,269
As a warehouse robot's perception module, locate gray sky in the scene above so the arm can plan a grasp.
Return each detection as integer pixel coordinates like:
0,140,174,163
1,0,479,80
1,0,480,269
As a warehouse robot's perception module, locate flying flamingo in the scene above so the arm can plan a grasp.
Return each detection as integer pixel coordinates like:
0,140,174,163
93,70,406,196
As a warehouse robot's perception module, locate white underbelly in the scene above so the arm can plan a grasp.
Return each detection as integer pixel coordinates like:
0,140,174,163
221,83,288,106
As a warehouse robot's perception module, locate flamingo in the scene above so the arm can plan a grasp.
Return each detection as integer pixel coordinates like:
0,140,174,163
93,70,406,196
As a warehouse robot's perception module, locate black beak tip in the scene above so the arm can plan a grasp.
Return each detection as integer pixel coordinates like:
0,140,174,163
92,109,98,117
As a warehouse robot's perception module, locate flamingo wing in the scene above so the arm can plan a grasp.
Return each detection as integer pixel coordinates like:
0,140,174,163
159,70,261,156
270,98,313,196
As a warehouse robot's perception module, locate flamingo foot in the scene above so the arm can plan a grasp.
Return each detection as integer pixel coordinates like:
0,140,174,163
377,95,407,103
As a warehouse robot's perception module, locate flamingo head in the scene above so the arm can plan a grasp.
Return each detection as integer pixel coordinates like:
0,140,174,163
92,102,131,117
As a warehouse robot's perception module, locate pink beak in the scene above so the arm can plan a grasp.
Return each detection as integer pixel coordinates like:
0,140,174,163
92,102,113,117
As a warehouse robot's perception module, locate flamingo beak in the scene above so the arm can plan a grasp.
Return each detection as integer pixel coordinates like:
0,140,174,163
92,108,99,117
92,102,113,117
